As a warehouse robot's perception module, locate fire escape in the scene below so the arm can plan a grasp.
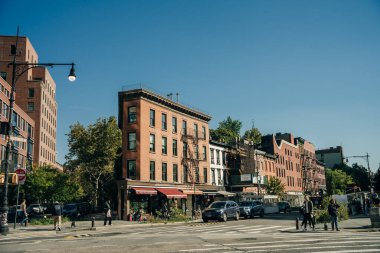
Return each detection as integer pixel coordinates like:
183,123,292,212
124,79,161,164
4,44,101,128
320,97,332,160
301,152,319,195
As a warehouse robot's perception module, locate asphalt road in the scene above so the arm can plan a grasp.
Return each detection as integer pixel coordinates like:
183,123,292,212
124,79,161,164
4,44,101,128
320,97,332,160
1,213,379,253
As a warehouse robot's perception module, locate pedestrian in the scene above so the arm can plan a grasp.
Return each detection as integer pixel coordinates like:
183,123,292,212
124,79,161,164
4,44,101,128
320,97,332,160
20,199,28,227
52,201,62,231
328,199,340,231
104,199,112,226
302,196,315,231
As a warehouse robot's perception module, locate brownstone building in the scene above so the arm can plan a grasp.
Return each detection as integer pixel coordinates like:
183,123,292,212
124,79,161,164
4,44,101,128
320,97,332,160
0,36,61,170
117,88,216,220
0,76,34,170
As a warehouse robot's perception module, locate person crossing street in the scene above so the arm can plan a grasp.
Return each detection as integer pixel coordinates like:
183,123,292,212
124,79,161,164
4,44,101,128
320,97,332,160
302,196,315,231
52,201,62,231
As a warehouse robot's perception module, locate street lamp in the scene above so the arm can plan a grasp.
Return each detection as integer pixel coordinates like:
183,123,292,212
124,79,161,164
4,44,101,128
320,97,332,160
345,153,372,193
0,27,76,235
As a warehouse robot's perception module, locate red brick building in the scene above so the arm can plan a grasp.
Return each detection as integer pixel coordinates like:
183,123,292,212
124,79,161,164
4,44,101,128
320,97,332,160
0,36,61,170
117,88,216,220
0,76,34,170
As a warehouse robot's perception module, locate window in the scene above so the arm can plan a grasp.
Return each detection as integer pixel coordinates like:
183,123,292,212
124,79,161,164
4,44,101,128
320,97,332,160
162,113,167,130
194,145,199,159
194,123,198,139
202,126,206,139
173,164,178,182
149,134,155,152
172,139,177,156
128,132,136,150
202,146,207,160
162,163,167,181
149,109,155,127
195,167,200,183
28,88,35,98
222,151,226,165
11,45,16,55
150,161,155,180
0,72,6,81
216,150,220,165
183,142,188,158
203,168,207,183
27,102,34,112
183,165,188,183
128,106,137,123
162,137,167,154
210,149,215,164
211,169,216,185
127,160,136,179
172,116,177,133
182,120,187,135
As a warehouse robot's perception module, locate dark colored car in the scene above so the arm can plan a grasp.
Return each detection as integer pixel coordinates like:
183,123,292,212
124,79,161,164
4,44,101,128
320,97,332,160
202,201,240,222
27,204,47,216
63,202,92,218
239,200,264,218
278,201,291,213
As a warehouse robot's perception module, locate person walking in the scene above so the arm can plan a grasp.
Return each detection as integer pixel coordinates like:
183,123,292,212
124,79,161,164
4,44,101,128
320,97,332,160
104,199,112,226
52,201,62,231
20,199,28,227
328,199,340,231
303,196,315,231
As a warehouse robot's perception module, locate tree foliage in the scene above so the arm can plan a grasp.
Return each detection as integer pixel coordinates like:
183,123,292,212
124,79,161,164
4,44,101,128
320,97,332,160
339,163,370,191
210,116,242,144
373,167,380,192
65,116,122,208
22,165,83,204
265,177,285,196
325,168,353,195
243,128,262,145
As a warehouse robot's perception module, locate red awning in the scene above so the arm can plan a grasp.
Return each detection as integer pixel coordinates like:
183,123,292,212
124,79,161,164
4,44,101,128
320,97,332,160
132,187,157,195
156,188,187,198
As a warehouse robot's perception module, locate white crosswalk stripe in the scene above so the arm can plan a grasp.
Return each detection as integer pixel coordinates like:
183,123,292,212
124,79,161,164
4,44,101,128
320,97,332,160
178,233,380,252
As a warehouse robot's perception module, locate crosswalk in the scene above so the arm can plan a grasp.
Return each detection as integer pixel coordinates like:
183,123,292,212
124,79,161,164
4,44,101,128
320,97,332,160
127,224,295,235
177,233,380,252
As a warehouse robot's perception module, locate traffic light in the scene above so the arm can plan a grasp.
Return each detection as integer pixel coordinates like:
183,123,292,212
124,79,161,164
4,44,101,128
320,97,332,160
11,173,18,185
0,173,4,184
0,173,18,185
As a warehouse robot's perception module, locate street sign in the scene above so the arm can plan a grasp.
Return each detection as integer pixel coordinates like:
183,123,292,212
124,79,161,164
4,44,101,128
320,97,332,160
15,168,26,184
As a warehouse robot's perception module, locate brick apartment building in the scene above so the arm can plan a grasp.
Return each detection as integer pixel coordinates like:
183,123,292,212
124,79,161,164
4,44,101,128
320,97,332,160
0,35,61,170
117,88,217,220
0,76,34,170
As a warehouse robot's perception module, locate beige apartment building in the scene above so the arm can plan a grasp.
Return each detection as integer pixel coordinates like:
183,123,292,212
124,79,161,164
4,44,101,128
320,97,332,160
117,88,216,220
0,35,61,170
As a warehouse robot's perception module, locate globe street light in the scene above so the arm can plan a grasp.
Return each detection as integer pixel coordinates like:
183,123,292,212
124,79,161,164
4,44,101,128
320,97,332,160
0,27,76,235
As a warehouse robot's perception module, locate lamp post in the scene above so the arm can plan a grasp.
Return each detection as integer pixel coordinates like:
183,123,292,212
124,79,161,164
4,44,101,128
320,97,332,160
0,27,76,235
345,153,372,193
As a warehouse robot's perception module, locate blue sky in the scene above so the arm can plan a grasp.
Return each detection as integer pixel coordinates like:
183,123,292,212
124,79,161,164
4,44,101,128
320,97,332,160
1,0,379,172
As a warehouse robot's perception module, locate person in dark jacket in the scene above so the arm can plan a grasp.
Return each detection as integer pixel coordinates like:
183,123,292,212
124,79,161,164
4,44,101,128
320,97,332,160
52,201,62,231
328,199,340,231
104,199,112,226
303,196,315,231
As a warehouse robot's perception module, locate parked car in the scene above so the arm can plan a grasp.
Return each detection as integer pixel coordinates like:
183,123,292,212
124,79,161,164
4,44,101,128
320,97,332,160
202,201,240,222
278,201,291,213
239,200,264,218
27,204,47,216
7,205,22,222
63,202,92,218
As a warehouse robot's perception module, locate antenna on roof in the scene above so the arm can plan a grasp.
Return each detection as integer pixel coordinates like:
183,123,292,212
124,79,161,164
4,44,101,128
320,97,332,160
176,93,180,103
167,93,173,100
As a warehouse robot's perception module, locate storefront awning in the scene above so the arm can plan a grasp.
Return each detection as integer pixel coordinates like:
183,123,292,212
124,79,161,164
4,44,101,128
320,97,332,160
156,188,187,198
203,191,218,196
181,189,203,195
217,191,236,197
132,187,157,195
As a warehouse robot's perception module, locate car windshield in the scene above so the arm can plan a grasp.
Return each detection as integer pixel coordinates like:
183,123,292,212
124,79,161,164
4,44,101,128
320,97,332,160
239,201,251,207
209,202,226,208
64,204,76,210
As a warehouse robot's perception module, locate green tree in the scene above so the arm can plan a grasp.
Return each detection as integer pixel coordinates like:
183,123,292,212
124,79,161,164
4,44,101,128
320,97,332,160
339,163,370,191
210,116,242,144
243,128,262,145
265,177,285,196
373,167,380,192
22,165,83,203
65,116,122,208
325,168,353,195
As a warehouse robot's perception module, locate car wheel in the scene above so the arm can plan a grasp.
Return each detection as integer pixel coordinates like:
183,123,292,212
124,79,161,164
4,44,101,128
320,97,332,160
260,210,264,218
203,219,208,223
222,213,227,222
235,212,240,221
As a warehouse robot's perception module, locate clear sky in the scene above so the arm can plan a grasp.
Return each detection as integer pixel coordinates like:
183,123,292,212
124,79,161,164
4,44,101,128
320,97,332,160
1,0,379,172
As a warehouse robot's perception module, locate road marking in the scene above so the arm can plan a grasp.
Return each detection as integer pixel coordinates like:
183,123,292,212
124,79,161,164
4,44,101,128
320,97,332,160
307,250,380,253
179,247,230,252
246,244,380,252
